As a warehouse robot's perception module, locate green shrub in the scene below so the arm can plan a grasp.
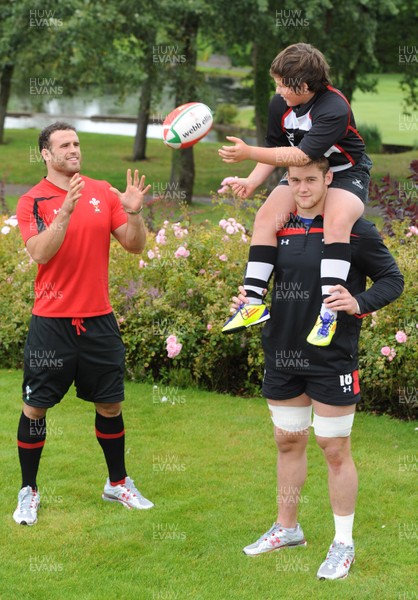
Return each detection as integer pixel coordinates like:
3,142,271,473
0,194,416,418
214,103,238,125
358,122,383,153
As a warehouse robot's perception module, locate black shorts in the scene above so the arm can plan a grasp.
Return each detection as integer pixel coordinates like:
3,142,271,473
262,368,360,406
22,313,125,408
278,154,372,204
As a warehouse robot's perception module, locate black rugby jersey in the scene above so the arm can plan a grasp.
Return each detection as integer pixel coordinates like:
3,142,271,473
262,214,404,375
265,87,368,171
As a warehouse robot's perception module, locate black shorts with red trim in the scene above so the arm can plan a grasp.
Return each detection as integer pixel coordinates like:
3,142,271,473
22,313,125,408
278,154,372,204
262,367,361,406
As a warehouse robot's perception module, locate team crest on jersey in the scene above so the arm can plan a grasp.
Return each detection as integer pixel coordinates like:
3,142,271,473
89,198,101,212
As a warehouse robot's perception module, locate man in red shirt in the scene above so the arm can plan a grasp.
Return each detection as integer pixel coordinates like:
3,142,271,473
14,121,154,526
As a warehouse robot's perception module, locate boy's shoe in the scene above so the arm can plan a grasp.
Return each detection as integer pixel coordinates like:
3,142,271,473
307,312,336,346
243,522,307,556
222,303,270,334
317,540,355,580
102,476,154,510
13,486,40,526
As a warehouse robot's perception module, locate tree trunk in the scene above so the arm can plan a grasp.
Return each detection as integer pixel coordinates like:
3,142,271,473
132,73,152,161
0,64,14,145
169,13,199,204
252,39,272,146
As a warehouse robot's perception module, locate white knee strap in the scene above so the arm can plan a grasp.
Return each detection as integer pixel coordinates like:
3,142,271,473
268,404,312,432
312,412,355,438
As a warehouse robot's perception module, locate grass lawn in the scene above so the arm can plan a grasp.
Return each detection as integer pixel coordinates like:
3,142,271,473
1,369,416,600
351,74,418,147
0,129,415,215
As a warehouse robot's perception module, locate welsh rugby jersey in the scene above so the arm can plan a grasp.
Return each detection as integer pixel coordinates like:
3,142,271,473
265,86,367,171
17,176,127,317
262,214,404,375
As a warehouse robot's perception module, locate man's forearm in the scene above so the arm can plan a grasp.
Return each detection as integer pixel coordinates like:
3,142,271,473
124,213,147,253
26,210,72,264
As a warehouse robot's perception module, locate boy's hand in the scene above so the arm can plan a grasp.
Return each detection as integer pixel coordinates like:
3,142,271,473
324,285,359,315
218,176,257,199
219,136,251,163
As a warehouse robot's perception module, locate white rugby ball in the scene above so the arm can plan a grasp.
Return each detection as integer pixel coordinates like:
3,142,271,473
163,102,213,149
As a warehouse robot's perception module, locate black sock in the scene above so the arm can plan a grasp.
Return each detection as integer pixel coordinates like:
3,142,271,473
95,412,127,484
17,412,46,490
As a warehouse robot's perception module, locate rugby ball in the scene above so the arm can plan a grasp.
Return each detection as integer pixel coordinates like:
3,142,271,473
163,102,213,149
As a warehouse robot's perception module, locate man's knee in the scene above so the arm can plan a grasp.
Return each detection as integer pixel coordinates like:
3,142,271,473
316,436,352,471
23,404,47,419
275,427,309,452
95,402,122,417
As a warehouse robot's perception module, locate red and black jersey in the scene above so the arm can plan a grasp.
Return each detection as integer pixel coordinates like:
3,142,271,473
262,214,404,375
265,87,367,171
17,176,127,317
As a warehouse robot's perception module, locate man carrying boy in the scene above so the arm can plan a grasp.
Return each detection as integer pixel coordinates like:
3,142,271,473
220,43,372,347
229,159,403,579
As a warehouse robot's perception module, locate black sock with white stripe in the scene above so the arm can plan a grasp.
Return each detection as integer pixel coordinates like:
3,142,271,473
320,243,351,319
243,245,277,304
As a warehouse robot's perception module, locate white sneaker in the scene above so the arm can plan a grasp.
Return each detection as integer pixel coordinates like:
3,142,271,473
102,476,154,510
317,540,355,580
13,486,40,526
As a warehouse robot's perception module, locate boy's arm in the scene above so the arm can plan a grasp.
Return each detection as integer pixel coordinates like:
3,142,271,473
219,162,276,198
219,136,310,166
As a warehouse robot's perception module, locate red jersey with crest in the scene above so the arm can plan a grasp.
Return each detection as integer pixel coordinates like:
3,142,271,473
17,176,127,317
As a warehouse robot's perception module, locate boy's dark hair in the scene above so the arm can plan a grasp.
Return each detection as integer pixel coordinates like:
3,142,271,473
270,43,331,93
38,121,77,153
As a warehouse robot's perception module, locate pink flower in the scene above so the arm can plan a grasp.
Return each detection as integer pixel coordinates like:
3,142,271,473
226,225,235,234
139,259,147,268
241,234,248,243
219,219,228,228
381,346,391,356
1,226,10,235
174,246,190,258
207,323,212,330
395,330,408,343
167,342,182,358
408,226,418,235
199,269,206,275
219,254,228,261
147,249,155,259
166,335,177,345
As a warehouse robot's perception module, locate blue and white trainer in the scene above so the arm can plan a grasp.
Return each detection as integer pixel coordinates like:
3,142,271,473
102,476,154,510
243,522,307,556
13,486,40,526
317,540,355,579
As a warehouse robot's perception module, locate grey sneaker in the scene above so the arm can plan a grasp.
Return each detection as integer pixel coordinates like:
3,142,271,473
13,486,40,526
317,540,355,580
102,476,154,510
243,522,307,556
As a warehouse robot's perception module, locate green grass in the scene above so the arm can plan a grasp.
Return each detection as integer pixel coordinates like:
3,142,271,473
1,369,416,600
351,74,418,147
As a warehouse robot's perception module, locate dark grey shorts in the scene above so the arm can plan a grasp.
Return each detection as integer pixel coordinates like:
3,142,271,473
22,313,125,408
279,154,372,203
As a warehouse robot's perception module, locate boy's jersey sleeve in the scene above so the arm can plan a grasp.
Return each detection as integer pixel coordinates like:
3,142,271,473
298,94,350,159
265,95,291,148
352,224,404,315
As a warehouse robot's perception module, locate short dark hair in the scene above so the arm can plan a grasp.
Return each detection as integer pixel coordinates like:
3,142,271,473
38,121,77,153
270,43,331,93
